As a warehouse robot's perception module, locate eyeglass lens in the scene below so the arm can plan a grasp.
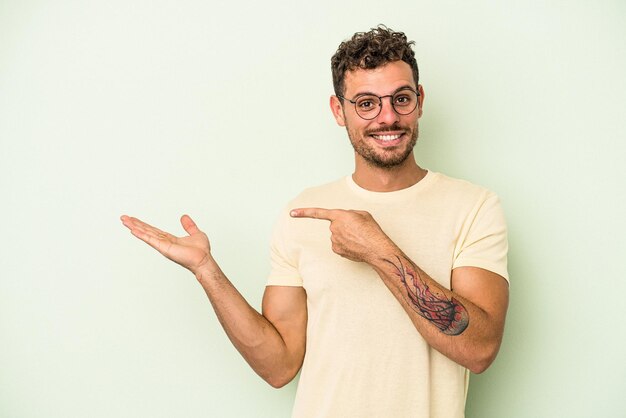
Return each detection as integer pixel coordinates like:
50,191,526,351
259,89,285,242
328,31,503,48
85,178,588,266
355,90,418,119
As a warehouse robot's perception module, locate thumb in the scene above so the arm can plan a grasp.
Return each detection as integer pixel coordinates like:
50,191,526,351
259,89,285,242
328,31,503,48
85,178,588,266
180,214,201,235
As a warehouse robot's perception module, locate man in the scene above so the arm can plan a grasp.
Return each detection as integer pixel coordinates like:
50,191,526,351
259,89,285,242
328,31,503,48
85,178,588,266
121,26,509,418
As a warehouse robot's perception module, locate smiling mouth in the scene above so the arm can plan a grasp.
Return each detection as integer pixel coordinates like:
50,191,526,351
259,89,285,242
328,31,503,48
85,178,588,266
371,133,403,142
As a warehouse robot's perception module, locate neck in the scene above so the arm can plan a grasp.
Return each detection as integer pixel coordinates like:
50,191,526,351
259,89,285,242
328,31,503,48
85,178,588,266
352,153,427,192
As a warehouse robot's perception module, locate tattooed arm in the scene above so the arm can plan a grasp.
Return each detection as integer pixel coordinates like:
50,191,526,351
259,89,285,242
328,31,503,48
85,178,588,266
383,255,469,336
120,215,306,387
372,253,508,373
290,208,509,374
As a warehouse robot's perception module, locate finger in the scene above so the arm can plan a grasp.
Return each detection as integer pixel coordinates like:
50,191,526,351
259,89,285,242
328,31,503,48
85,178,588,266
121,215,151,231
180,214,201,236
121,215,152,235
121,215,172,243
123,216,166,235
290,207,338,220
127,219,175,250
129,226,160,248
120,214,135,230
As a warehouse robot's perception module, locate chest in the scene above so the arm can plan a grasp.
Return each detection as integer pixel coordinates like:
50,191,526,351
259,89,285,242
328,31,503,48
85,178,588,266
292,203,462,309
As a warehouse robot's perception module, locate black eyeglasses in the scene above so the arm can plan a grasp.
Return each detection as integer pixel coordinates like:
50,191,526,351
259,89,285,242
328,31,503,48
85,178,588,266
337,88,420,120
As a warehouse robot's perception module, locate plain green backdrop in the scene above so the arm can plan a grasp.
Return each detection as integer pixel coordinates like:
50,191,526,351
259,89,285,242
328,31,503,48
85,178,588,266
1,1,624,417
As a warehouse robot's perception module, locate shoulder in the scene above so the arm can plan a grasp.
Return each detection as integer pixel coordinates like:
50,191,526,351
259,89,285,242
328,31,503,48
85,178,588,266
429,171,493,196
287,176,350,207
428,171,499,205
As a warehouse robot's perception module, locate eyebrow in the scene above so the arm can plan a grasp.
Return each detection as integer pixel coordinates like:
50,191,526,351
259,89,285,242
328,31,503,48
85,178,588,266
352,85,416,98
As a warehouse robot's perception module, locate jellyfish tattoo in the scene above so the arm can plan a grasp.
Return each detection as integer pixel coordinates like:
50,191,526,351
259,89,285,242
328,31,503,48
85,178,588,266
384,256,469,336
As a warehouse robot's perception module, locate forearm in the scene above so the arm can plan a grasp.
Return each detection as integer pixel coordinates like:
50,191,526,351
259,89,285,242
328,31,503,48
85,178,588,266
288,207,507,372
194,259,301,386
370,246,504,373
120,215,303,385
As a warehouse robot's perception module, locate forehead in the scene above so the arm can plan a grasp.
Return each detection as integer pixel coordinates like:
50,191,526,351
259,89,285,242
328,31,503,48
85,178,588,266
343,61,415,96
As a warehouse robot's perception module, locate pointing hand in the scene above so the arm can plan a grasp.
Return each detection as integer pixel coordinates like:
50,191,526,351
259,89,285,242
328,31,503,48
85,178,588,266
290,208,393,263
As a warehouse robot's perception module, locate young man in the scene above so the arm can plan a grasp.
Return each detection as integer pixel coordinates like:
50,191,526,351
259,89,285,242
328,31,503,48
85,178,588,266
121,26,509,418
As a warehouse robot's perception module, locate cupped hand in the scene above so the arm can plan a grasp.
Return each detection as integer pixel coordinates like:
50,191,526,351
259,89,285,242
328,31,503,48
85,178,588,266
120,214,211,274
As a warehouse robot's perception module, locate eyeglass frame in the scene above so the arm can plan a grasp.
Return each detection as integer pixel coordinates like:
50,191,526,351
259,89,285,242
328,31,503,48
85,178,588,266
336,87,421,120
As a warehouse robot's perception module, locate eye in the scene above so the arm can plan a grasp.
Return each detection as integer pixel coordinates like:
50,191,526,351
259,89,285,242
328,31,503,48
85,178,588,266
356,97,378,112
394,94,413,106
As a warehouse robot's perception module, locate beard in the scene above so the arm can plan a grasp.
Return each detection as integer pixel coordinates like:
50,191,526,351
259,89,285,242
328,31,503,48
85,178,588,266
346,122,419,169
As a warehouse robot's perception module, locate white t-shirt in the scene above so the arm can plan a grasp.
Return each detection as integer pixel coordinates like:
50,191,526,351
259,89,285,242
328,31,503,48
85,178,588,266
268,171,509,418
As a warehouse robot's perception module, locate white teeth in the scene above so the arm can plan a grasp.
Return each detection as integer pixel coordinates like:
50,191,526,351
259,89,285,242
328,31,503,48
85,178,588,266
373,134,401,141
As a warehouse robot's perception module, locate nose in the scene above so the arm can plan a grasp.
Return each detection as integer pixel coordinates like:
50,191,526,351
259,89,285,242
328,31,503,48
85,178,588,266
375,96,400,125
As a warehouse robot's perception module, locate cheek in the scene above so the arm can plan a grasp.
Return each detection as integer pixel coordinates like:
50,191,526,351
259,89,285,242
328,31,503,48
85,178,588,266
402,114,419,129
346,124,368,142
345,117,372,134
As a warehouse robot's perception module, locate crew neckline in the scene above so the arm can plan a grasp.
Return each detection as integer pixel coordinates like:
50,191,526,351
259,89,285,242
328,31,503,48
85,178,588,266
345,170,436,200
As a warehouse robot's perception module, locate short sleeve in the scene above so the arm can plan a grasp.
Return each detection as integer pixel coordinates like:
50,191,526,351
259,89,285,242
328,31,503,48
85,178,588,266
453,193,509,282
267,207,303,287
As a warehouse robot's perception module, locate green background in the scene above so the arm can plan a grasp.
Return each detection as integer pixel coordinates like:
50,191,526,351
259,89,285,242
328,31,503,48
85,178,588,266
1,1,624,417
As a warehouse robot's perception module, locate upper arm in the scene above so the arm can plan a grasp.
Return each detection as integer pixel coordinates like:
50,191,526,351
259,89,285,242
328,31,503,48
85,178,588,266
261,285,307,369
451,267,509,336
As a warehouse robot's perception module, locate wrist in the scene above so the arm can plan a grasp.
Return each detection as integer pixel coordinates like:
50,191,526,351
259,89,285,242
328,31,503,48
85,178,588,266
194,256,222,284
366,239,400,266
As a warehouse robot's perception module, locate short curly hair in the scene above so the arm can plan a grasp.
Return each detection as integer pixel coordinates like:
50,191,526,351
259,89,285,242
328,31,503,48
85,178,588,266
331,25,419,97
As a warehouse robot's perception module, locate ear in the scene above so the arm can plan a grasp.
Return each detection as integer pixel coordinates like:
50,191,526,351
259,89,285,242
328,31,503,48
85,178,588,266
417,84,425,118
330,95,346,127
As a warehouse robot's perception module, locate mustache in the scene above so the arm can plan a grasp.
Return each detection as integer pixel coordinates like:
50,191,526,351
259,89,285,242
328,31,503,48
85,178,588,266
364,124,407,135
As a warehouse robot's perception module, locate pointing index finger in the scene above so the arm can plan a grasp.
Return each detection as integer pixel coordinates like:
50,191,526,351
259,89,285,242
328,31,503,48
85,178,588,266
290,207,337,221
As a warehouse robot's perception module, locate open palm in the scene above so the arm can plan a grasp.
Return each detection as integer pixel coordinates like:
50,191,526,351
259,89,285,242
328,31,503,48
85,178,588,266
121,214,211,274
